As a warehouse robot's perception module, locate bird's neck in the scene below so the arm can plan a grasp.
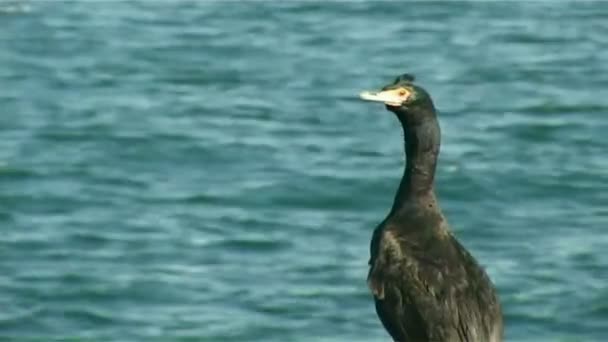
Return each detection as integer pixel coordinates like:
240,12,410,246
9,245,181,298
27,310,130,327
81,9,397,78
391,112,441,212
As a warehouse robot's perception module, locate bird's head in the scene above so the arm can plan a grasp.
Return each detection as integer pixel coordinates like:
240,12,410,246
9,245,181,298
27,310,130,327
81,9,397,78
359,73,435,124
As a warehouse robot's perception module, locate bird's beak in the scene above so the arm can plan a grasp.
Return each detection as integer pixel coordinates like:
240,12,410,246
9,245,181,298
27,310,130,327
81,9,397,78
359,88,409,107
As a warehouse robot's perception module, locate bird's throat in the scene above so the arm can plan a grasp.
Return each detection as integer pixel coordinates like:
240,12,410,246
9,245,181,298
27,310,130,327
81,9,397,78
391,116,441,212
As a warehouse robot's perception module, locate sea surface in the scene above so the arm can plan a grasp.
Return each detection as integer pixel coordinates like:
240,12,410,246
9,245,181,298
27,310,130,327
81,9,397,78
1,1,607,341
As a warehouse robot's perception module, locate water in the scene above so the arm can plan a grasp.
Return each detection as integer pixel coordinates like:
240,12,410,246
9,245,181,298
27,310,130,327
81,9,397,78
1,1,607,341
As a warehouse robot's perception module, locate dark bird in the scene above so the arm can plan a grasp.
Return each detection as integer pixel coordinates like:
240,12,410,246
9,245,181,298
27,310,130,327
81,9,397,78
359,74,503,342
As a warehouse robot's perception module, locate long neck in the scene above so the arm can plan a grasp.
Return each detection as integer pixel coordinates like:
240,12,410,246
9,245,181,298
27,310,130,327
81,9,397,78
391,110,441,212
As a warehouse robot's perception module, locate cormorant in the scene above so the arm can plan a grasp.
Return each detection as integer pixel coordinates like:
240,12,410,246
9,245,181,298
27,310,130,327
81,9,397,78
359,74,503,342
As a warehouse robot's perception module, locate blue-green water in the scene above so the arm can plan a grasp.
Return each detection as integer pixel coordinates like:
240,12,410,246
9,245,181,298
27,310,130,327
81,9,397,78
1,1,607,341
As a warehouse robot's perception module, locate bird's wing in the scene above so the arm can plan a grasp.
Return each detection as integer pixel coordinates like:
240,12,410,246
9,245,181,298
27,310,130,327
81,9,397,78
368,229,434,340
368,229,489,341
447,234,504,341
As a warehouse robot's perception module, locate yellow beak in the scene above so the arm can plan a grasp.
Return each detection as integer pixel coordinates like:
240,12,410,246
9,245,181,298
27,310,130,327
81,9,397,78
359,88,410,106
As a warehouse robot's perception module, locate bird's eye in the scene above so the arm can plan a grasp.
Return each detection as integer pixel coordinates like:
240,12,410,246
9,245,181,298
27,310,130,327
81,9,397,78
399,90,407,96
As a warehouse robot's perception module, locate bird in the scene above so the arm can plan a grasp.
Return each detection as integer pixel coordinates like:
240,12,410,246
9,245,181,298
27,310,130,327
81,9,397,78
359,73,503,342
